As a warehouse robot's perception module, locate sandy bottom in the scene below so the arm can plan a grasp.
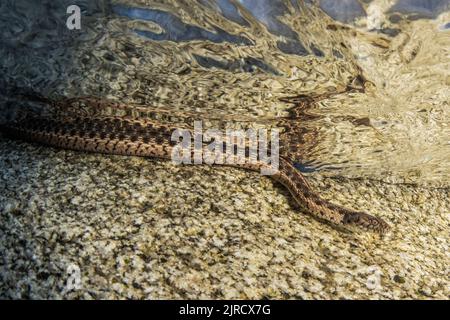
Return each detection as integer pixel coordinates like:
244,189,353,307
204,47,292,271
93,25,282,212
0,137,448,299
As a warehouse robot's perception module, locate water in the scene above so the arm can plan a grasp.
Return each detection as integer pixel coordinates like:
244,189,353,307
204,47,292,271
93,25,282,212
0,0,448,187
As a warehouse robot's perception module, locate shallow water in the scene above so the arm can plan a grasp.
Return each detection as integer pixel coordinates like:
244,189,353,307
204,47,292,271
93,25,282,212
0,0,449,186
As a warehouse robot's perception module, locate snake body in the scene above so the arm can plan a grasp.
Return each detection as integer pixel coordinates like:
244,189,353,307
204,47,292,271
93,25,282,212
0,97,390,234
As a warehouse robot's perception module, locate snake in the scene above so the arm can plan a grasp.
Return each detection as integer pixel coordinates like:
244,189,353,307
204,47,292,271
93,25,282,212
0,95,390,234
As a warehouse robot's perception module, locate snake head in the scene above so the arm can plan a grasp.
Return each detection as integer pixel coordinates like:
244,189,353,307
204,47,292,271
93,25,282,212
343,211,390,234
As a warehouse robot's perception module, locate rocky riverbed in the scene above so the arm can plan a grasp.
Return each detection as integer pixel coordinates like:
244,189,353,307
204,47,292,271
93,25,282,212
0,137,448,299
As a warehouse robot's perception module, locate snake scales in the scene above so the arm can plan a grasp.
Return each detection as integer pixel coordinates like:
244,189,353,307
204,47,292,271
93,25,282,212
0,95,390,234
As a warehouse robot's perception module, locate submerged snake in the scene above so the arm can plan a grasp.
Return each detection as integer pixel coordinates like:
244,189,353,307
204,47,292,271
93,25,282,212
0,96,390,234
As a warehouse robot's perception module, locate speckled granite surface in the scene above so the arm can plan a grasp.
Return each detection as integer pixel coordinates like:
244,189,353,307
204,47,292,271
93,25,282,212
0,137,448,299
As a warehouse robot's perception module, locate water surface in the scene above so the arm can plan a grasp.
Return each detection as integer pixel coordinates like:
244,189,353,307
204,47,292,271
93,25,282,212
0,0,448,186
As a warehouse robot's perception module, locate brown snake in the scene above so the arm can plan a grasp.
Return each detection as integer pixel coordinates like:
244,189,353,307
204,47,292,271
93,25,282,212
0,96,390,234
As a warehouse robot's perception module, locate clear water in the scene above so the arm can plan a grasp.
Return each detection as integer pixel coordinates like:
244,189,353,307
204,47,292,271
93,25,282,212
0,0,448,187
